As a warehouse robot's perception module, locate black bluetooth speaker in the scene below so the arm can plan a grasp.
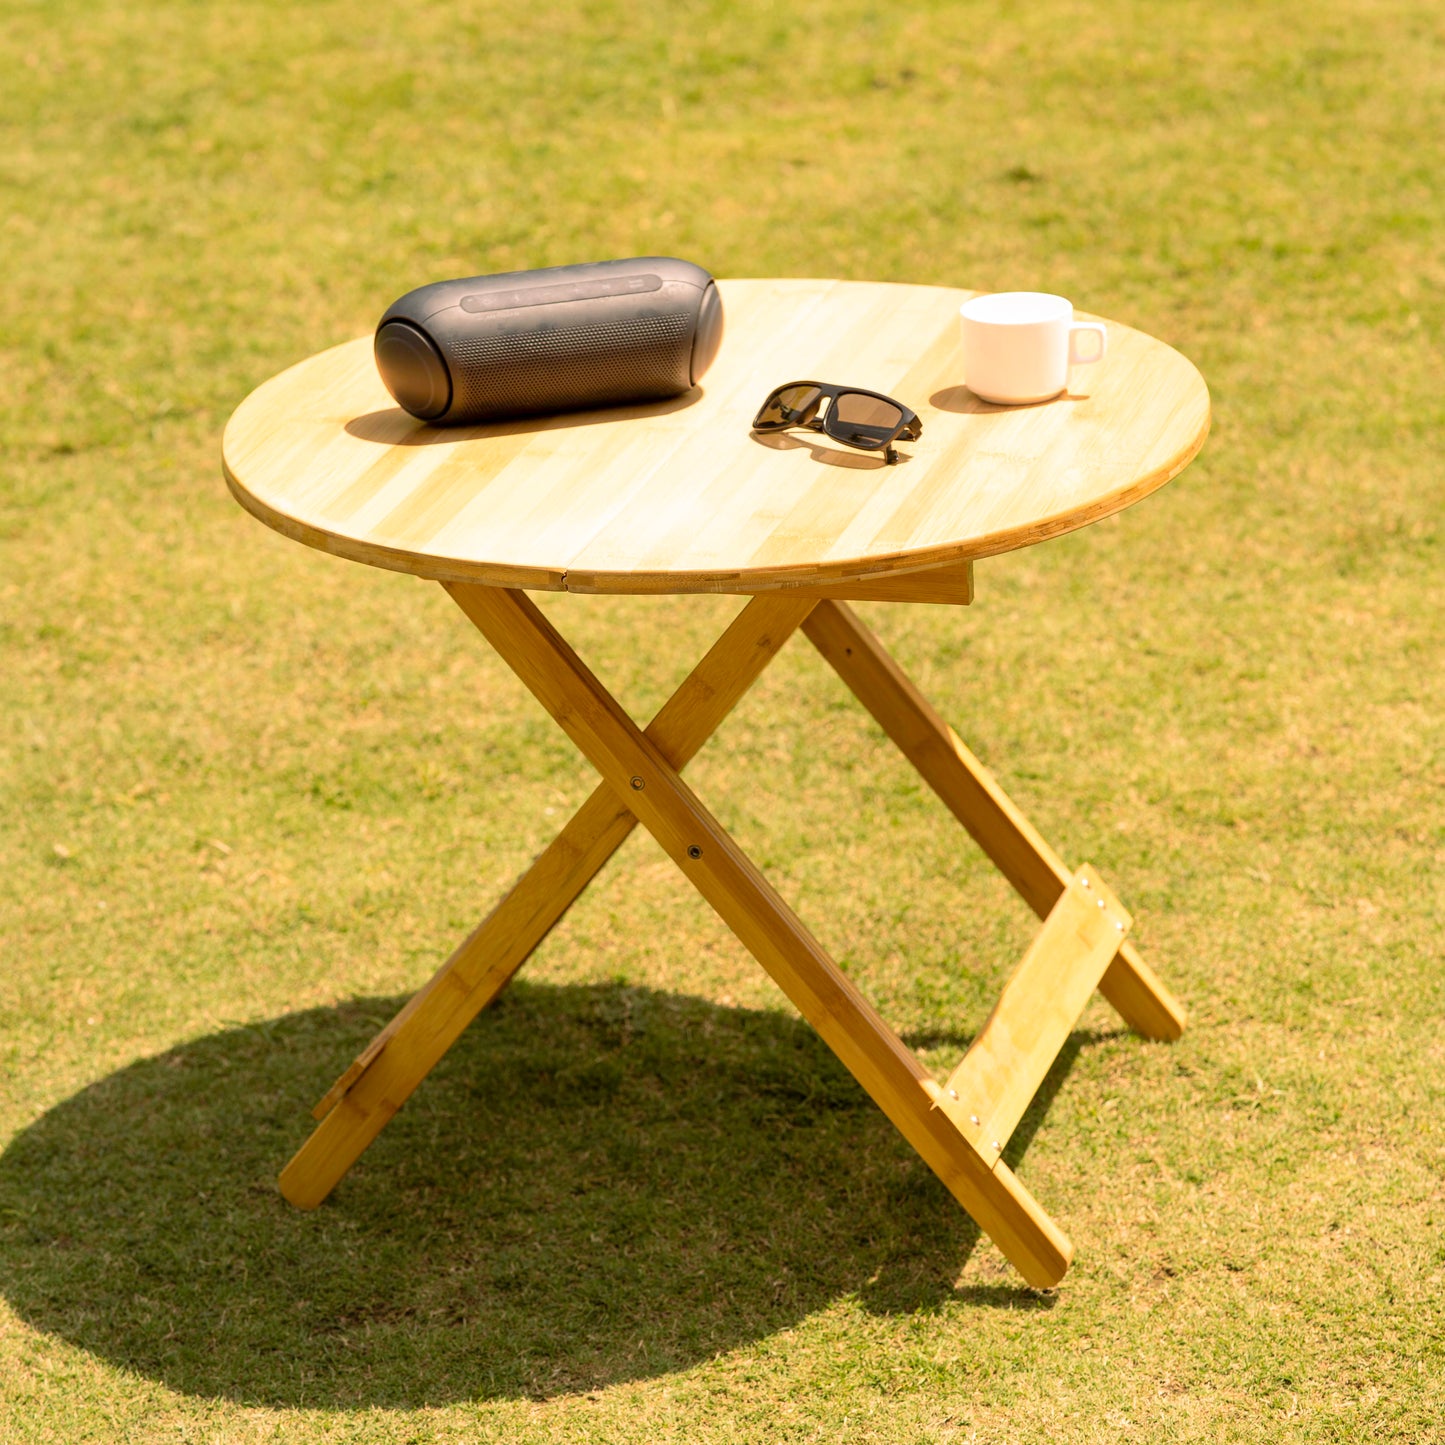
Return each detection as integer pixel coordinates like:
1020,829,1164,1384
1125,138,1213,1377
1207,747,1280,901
374,256,724,424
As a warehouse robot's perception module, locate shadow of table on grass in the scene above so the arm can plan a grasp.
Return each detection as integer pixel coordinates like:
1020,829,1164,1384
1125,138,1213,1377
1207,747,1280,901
0,981,1087,1407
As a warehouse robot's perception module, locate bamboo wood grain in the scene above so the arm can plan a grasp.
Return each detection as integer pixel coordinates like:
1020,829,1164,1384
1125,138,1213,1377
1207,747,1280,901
446,582,1072,1287
800,599,1186,1041
278,592,816,1209
937,868,1132,1161
223,280,1209,595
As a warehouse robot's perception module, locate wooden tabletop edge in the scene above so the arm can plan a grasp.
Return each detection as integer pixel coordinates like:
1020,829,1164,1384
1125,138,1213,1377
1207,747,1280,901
221,459,567,590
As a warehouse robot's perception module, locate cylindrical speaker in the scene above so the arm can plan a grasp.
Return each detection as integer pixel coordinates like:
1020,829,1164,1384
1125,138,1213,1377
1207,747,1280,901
374,256,724,425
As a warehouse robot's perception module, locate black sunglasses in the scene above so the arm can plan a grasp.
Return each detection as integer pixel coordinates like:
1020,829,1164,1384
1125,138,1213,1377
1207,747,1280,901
751,381,922,465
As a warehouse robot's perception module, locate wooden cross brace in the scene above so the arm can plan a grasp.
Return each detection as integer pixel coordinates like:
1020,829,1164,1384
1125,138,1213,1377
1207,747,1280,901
278,586,1184,1288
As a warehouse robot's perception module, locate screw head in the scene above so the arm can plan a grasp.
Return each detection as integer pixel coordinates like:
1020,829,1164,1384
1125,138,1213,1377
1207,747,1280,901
947,1088,958,1099
687,844,702,859
1081,876,1091,888
992,1140,1001,1151
629,776,645,790
970,1114,980,1125
1115,920,1125,931
1097,898,1106,909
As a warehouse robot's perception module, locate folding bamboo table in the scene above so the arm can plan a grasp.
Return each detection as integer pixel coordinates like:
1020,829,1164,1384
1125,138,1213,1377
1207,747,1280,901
222,278,1209,1287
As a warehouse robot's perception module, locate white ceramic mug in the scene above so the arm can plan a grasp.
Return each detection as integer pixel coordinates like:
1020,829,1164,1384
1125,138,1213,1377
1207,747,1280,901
959,292,1108,404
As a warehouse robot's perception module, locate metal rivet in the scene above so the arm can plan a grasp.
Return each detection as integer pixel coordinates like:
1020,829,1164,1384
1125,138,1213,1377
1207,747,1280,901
1081,877,1091,888
630,776,645,790
970,1114,980,1125
992,1141,1001,1151
687,845,702,859
1097,898,1106,909
1115,920,1125,931
947,1088,958,1099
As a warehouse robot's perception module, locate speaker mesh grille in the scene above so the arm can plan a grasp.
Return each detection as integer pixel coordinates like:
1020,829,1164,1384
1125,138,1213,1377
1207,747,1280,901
448,312,692,420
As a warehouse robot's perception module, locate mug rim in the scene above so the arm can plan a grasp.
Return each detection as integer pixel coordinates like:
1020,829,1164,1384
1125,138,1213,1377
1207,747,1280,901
960,291,1073,325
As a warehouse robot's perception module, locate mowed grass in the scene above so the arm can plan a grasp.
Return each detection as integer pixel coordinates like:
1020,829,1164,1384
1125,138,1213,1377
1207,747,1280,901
1,0,1443,1440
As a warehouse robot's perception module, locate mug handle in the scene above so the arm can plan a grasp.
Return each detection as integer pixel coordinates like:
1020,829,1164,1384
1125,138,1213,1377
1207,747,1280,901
1068,322,1108,366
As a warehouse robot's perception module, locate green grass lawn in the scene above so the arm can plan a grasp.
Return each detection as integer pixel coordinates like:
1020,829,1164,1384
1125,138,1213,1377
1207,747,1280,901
2,0,1443,1439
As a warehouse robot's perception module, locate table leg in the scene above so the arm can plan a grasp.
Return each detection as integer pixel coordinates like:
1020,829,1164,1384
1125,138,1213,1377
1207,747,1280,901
448,584,1073,1287
800,600,1186,1041
278,593,815,1209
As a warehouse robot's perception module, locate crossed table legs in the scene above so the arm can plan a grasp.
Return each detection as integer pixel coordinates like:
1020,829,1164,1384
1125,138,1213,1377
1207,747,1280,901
279,585,1184,1288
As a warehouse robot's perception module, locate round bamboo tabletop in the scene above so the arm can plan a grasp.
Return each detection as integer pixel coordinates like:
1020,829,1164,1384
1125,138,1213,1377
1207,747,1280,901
222,278,1209,594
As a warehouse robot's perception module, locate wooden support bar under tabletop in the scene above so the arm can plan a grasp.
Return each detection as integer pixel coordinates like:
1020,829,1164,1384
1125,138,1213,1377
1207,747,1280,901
727,560,974,606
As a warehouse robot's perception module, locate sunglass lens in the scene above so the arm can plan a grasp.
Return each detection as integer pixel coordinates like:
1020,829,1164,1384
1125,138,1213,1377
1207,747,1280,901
829,392,903,447
755,384,823,429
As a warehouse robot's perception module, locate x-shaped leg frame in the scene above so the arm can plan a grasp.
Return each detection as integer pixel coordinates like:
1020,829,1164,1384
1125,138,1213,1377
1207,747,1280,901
279,585,1185,1287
